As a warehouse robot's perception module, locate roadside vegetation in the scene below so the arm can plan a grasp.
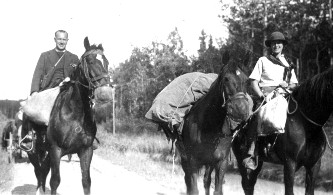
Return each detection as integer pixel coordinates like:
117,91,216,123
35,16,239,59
95,116,333,192
0,114,14,192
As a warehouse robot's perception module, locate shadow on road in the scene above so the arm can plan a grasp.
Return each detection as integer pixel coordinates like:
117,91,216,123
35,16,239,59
11,184,51,195
13,156,29,164
156,192,186,195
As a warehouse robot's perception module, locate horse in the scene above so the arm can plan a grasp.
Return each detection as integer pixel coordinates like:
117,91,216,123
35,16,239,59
177,52,253,195
20,37,111,195
1,120,17,149
232,67,333,195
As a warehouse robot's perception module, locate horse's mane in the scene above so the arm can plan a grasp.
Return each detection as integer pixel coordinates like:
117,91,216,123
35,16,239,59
293,67,333,110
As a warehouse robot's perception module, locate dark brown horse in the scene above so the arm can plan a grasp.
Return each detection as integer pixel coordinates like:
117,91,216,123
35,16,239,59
232,67,333,195
178,53,253,195
20,37,111,195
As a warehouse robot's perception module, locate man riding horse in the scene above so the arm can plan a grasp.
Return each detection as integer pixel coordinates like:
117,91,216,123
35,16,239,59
20,30,80,151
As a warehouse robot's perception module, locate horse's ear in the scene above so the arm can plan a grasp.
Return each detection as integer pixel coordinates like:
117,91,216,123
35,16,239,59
222,51,230,66
84,37,90,51
97,44,104,52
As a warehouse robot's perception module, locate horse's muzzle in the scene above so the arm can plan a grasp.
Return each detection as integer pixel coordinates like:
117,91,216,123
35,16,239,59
226,93,253,122
93,85,113,104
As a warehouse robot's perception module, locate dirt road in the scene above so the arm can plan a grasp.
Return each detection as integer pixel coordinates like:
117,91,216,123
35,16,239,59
1,154,331,195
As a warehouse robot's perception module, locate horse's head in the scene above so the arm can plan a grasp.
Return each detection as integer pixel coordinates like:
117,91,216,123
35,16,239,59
74,37,112,105
218,52,253,124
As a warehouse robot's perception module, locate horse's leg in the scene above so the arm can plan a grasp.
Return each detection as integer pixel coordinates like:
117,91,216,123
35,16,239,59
213,138,232,195
181,156,199,195
236,156,263,195
203,164,213,195
28,154,44,191
304,158,321,195
49,145,62,195
284,159,297,195
213,159,228,195
40,152,51,192
78,147,93,195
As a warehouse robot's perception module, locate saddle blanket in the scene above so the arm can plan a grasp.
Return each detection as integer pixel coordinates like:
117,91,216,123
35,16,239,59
257,94,288,136
20,87,60,126
145,72,218,130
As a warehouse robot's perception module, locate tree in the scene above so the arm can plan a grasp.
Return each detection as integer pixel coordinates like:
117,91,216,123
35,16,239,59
192,32,223,73
112,28,189,118
220,0,333,80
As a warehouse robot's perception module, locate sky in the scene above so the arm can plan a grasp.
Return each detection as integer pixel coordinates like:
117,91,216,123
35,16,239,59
0,0,231,100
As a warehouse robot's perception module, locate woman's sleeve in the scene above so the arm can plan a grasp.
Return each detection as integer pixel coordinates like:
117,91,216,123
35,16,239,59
249,58,263,81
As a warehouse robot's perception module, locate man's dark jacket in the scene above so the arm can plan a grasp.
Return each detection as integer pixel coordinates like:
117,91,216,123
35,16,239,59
30,49,80,94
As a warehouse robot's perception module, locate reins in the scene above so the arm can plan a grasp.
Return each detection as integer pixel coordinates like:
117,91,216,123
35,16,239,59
287,94,333,150
287,94,324,126
231,96,265,142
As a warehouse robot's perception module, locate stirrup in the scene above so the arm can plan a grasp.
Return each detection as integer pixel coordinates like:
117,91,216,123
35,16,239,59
19,134,34,152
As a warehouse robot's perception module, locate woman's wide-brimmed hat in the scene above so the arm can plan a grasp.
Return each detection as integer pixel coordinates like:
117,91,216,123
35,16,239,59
265,31,288,47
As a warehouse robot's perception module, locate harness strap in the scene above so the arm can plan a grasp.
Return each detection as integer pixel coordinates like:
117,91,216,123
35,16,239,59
287,95,298,114
91,74,110,82
41,52,66,89
299,109,324,127
287,95,333,150
323,128,333,150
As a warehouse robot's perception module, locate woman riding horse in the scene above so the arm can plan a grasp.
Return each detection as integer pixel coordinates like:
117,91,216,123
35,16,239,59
233,42,333,195
244,31,298,170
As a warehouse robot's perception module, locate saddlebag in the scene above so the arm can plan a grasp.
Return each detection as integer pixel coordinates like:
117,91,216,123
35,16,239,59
20,87,60,126
145,72,218,133
257,94,288,136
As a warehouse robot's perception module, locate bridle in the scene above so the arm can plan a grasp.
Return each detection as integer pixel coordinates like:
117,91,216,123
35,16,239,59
82,58,110,88
77,49,112,107
222,91,251,123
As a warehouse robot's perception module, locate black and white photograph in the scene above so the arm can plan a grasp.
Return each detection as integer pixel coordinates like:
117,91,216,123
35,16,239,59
0,0,332,194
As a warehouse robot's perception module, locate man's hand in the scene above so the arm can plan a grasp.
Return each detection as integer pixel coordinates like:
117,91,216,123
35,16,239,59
27,92,38,100
279,81,288,88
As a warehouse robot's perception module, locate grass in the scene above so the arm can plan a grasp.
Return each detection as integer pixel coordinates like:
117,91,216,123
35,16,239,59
0,119,14,192
95,119,186,192
95,117,333,192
